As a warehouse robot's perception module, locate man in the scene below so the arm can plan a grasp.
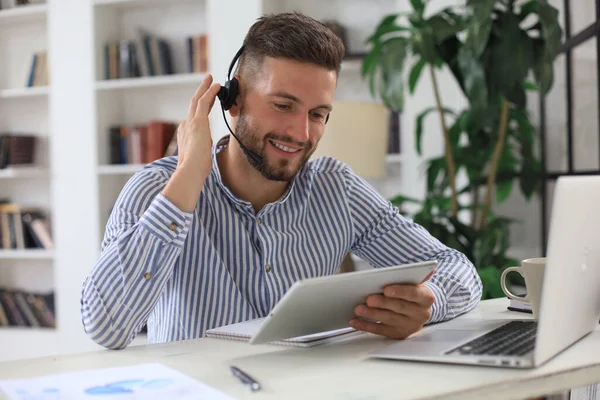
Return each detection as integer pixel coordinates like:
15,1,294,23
80,12,482,350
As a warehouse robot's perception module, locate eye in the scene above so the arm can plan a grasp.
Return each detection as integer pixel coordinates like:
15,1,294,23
274,103,291,111
311,112,326,121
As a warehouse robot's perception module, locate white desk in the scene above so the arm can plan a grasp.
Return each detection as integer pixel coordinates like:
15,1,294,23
1,298,599,400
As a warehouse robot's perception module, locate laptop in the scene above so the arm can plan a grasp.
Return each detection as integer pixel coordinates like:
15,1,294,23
369,175,600,368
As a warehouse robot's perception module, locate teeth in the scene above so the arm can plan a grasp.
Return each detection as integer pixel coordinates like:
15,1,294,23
271,141,300,153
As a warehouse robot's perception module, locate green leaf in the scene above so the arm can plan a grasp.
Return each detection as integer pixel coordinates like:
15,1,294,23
533,2,563,95
478,266,505,300
448,216,476,245
427,14,466,44
415,107,455,155
538,2,562,60
378,38,408,111
365,22,410,44
410,0,425,13
496,179,514,203
457,47,488,127
361,40,383,97
524,81,539,91
389,194,422,206
366,14,400,44
412,28,438,64
448,110,470,148
435,35,465,95
486,14,535,107
427,157,446,192
415,107,437,155
464,0,496,57
518,0,538,22
520,158,542,198
409,59,426,94
533,39,555,96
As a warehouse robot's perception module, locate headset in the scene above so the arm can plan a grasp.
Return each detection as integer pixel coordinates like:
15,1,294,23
217,45,264,166
216,45,331,167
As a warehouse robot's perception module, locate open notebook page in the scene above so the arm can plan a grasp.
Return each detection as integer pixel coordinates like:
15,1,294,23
205,317,362,346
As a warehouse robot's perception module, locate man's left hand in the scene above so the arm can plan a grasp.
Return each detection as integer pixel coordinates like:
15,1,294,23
349,282,435,340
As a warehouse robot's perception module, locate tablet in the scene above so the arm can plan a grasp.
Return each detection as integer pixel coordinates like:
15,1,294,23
248,260,437,345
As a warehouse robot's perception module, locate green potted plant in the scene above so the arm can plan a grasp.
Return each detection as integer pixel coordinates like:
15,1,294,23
361,0,563,299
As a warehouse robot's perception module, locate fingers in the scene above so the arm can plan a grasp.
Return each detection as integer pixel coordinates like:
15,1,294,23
188,74,214,116
195,82,222,119
348,317,419,340
382,284,436,308
360,295,431,322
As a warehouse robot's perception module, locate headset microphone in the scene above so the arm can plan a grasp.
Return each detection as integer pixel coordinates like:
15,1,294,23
217,45,264,166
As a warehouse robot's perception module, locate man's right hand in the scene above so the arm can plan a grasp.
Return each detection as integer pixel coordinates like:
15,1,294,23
176,74,221,175
161,74,221,212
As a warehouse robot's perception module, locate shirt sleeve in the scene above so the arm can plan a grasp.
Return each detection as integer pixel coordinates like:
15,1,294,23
344,167,482,323
80,166,194,349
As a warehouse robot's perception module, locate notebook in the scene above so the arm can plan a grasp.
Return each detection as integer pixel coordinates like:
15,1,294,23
205,317,364,347
507,297,532,314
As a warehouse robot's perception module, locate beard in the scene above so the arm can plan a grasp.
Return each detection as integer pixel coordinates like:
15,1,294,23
234,111,316,182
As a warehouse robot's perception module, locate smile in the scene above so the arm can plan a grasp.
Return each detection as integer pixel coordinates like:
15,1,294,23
269,140,301,154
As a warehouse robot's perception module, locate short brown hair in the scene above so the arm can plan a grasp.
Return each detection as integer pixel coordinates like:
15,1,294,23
237,12,345,79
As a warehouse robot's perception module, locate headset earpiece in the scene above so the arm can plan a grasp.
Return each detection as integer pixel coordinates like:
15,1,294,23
218,45,245,111
218,77,239,111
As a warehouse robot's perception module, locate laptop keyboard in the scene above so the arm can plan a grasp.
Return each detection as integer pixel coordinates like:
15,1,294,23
447,321,537,356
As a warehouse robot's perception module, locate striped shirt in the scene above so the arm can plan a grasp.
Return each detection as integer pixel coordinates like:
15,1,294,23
80,136,483,349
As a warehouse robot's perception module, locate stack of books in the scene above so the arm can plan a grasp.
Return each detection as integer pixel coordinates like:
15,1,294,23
103,31,209,80
104,29,176,79
0,289,55,329
0,134,37,169
108,120,177,165
0,203,53,250
507,298,532,314
187,34,208,73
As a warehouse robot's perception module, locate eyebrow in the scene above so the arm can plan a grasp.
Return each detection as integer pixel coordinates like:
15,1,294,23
269,91,333,112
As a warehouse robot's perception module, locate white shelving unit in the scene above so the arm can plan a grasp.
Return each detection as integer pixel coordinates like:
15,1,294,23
97,164,145,175
1,0,407,363
0,86,49,99
0,3,47,26
0,250,54,260
0,1,54,363
0,166,48,179
95,73,205,92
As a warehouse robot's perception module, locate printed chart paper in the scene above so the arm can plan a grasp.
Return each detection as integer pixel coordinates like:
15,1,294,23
0,362,237,400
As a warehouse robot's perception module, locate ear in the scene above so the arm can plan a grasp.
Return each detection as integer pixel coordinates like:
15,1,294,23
227,74,243,118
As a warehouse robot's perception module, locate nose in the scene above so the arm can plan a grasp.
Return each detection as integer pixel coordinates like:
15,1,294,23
286,113,310,145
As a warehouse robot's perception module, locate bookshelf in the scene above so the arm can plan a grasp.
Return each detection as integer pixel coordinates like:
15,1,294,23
0,0,55,363
0,166,48,179
97,164,144,175
0,86,49,99
0,3,47,26
95,72,205,91
1,0,408,363
0,250,54,260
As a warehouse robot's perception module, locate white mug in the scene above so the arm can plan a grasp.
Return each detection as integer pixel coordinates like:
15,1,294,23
501,257,546,318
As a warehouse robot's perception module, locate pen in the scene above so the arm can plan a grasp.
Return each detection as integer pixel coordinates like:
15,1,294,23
230,365,261,392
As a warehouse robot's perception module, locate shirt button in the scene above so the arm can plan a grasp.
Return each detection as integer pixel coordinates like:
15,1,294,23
144,272,152,280
265,264,272,273
257,218,262,225
168,222,177,231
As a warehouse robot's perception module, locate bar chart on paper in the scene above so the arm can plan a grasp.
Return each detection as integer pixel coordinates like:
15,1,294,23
0,363,236,400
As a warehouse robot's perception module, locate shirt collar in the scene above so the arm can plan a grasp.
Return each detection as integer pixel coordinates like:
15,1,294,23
210,135,302,211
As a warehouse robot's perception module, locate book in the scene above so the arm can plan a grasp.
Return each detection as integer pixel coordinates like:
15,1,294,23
205,317,364,348
507,297,532,314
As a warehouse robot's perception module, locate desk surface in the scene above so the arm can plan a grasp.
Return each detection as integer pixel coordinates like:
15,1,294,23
1,298,599,400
